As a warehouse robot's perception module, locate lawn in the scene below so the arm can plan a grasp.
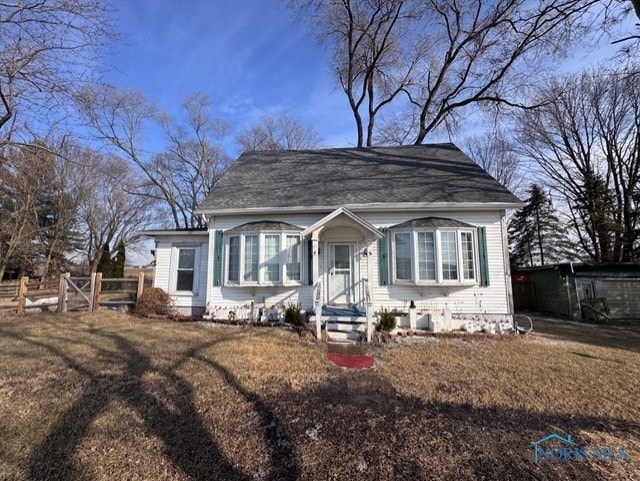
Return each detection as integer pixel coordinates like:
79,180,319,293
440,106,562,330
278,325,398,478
0,312,638,480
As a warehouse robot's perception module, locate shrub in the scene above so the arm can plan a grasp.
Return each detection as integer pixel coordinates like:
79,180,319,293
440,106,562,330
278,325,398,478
377,308,396,332
135,288,172,317
284,301,304,326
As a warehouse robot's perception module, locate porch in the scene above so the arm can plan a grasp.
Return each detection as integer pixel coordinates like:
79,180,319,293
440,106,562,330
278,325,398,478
302,207,382,343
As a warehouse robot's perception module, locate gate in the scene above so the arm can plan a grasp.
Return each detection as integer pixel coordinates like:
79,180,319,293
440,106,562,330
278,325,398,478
58,273,96,312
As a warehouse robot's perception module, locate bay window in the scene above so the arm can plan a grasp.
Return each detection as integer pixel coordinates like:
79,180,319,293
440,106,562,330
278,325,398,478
391,229,477,284
225,231,303,286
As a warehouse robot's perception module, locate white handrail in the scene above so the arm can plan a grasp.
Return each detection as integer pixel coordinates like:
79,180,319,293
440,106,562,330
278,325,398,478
363,278,373,343
315,278,323,340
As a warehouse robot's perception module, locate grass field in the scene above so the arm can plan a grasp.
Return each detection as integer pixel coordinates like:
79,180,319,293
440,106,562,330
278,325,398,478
0,312,638,480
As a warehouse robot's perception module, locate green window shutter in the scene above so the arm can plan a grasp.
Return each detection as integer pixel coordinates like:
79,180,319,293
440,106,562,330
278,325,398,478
477,226,490,287
213,230,224,287
307,239,313,286
378,228,389,286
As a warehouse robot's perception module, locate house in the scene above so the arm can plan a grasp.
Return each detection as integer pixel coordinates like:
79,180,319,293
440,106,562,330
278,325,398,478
144,144,522,341
512,263,640,322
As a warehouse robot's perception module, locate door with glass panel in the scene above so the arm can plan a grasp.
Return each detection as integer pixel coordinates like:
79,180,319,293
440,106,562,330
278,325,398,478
328,243,354,305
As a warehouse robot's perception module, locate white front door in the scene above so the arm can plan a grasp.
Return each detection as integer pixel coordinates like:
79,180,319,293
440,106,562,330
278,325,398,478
328,243,355,305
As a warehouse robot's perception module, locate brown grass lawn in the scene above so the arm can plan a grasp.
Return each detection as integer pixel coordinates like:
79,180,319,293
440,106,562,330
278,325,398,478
0,312,638,481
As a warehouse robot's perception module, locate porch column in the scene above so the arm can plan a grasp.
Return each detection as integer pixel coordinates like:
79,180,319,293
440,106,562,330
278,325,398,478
312,236,322,340
365,238,374,343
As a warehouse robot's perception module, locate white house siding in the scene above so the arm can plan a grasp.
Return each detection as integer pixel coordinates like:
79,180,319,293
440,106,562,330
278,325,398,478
209,286,314,317
152,234,209,315
206,210,511,321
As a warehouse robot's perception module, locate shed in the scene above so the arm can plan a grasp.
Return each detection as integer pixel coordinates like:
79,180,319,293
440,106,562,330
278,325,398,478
512,263,640,322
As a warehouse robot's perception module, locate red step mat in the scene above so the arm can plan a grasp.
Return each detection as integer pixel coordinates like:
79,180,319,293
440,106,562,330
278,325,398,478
327,353,375,369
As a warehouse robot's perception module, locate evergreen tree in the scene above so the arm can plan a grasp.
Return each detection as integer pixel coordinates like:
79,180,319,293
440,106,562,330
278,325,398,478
113,240,125,278
509,185,576,267
96,243,113,277
573,170,618,262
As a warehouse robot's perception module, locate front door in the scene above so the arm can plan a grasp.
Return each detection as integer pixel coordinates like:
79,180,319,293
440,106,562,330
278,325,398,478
328,243,355,305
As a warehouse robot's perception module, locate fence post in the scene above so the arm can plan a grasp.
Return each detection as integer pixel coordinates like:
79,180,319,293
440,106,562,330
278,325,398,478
136,272,145,300
58,272,71,312
58,273,69,313
89,272,96,311
17,276,28,316
92,272,102,311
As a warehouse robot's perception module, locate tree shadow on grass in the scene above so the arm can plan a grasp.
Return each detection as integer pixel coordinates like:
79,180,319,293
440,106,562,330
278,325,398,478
189,350,299,480
5,327,297,481
7,320,638,481
279,370,639,481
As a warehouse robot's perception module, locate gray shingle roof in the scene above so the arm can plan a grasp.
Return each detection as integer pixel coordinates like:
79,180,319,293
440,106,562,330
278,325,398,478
389,217,475,230
196,144,521,213
227,221,302,233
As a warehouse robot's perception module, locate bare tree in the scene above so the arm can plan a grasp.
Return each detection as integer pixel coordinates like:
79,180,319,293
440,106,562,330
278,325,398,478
78,152,156,273
464,132,523,195
517,67,640,262
0,140,85,279
0,144,45,279
285,0,420,147
33,142,88,278
236,112,323,151
76,86,230,229
0,0,116,142
0,139,151,279
151,93,231,228
286,0,631,146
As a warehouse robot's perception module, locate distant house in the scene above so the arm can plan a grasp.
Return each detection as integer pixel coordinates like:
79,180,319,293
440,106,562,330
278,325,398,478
144,144,522,341
512,263,640,322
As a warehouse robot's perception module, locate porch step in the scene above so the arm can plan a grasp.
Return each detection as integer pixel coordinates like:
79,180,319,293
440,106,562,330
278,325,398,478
325,318,366,332
326,330,361,344
325,315,367,344
322,305,366,317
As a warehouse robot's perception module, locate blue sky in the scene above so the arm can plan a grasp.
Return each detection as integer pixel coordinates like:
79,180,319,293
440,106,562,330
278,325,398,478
100,1,634,264
102,1,633,158
103,0,354,155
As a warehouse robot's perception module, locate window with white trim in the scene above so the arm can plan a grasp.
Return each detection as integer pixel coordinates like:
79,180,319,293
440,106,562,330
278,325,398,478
175,247,197,292
225,232,303,286
228,236,240,283
285,235,301,281
243,235,259,282
391,229,477,284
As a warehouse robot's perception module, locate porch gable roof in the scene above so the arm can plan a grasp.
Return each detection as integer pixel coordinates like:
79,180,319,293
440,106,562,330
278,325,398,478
301,207,383,240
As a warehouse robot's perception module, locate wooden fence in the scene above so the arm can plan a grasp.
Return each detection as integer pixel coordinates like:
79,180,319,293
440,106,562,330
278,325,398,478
0,279,20,313
0,272,149,315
